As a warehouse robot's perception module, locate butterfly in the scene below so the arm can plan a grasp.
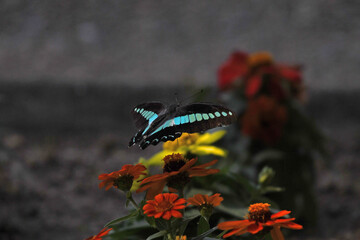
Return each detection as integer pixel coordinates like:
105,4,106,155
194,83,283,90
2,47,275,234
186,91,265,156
128,102,237,149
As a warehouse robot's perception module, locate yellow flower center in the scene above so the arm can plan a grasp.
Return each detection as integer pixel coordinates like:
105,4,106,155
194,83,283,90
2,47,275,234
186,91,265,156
248,52,273,68
156,201,174,213
163,133,199,151
247,203,271,223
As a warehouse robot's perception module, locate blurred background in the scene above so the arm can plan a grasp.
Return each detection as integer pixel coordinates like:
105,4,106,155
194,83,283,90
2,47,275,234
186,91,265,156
0,1,359,239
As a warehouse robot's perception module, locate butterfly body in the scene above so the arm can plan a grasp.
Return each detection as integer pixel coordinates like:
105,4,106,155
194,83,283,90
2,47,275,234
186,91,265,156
129,102,236,149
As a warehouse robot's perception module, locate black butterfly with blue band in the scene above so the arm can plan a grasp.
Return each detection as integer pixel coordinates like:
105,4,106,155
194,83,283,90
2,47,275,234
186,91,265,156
128,102,237,149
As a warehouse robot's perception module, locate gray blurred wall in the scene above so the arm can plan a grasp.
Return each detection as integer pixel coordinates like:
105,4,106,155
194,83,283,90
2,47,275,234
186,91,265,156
0,0,359,90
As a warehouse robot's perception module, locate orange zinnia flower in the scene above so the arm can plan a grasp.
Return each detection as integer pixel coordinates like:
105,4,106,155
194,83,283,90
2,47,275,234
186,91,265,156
143,193,186,220
98,163,147,191
187,193,223,219
187,193,223,208
217,203,302,239
84,227,112,240
137,153,219,199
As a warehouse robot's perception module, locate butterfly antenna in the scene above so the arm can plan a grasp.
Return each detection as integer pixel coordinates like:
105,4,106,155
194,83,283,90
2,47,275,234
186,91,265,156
175,92,179,106
179,89,204,104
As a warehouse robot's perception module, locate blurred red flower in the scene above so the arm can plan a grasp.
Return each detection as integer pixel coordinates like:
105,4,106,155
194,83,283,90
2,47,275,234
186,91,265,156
217,51,248,90
241,96,287,144
218,51,304,101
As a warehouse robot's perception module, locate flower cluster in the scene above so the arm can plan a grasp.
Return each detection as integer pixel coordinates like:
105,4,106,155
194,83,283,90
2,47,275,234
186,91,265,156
218,51,304,144
218,51,304,102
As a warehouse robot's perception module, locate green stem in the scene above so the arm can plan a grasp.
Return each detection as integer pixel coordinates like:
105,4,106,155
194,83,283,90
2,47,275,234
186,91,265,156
166,221,175,240
126,191,139,209
178,188,184,198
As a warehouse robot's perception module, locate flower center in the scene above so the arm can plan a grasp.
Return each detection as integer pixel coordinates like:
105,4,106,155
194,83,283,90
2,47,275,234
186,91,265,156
113,174,134,191
163,153,187,172
156,201,173,213
247,203,271,223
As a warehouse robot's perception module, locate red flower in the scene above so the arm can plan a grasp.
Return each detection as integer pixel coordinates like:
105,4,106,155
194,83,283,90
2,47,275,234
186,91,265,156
143,193,186,220
218,51,248,90
241,96,287,144
218,203,302,239
218,50,305,101
244,65,286,100
137,153,219,199
84,227,112,240
98,163,147,191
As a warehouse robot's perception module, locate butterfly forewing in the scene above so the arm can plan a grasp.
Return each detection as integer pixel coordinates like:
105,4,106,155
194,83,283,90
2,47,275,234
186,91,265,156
135,103,236,149
131,102,165,129
129,102,166,147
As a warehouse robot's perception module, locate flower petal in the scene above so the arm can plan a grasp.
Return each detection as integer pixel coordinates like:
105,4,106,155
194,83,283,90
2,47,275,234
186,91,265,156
193,159,218,169
218,220,251,230
168,193,178,203
274,218,296,223
154,212,163,218
280,222,303,230
223,228,248,238
170,210,183,218
271,210,291,219
196,130,226,145
247,223,263,234
270,226,285,240
179,158,197,172
162,211,172,220
189,145,227,157
155,193,164,203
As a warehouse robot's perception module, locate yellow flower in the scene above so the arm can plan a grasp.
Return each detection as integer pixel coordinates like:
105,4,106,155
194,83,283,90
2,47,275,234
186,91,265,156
140,130,227,167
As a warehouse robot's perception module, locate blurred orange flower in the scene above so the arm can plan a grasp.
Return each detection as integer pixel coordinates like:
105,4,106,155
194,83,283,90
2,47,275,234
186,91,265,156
143,193,186,220
187,193,223,208
218,203,302,239
137,153,219,199
84,227,112,240
98,163,147,191
241,96,287,144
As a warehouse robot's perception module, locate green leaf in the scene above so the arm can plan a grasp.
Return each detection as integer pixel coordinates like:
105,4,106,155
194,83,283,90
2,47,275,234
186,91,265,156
105,210,139,227
178,215,200,236
197,216,210,235
146,230,167,240
191,226,218,240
